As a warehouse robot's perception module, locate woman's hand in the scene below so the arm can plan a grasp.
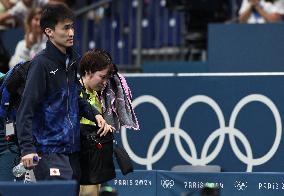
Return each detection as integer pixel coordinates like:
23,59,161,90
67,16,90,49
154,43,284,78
95,114,115,136
249,0,260,7
25,33,37,49
99,123,115,137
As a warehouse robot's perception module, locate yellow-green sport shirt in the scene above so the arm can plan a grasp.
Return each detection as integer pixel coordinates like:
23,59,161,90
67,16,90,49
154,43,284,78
80,89,102,126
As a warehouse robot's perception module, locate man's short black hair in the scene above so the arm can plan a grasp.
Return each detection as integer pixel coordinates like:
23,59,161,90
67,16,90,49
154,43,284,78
40,3,75,32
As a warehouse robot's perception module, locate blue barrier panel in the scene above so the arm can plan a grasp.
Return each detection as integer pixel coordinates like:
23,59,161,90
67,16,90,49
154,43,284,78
0,180,77,196
157,171,284,196
142,61,209,73
109,170,157,196
111,170,284,196
208,23,284,72
121,73,284,172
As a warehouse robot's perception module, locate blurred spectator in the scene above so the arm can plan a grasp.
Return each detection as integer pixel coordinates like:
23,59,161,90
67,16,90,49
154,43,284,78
85,0,110,24
238,0,284,23
9,7,46,68
0,0,17,14
0,0,34,27
0,36,10,73
0,0,69,27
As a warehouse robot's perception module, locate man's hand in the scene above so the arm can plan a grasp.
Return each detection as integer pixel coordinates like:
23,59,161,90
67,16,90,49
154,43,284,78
21,153,39,169
95,114,116,137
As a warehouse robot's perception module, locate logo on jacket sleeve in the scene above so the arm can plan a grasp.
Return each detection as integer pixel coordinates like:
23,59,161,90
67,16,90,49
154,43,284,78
50,69,58,75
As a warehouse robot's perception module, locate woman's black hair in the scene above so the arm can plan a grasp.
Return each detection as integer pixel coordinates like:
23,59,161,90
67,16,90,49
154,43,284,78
79,48,116,77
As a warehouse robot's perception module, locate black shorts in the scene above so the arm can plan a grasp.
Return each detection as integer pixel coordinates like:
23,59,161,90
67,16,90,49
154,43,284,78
80,124,115,185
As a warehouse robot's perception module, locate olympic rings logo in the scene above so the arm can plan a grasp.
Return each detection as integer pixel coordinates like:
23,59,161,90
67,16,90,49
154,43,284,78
121,94,282,171
161,179,175,189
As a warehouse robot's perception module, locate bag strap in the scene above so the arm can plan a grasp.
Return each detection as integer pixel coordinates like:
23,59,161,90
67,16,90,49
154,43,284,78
79,77,90,100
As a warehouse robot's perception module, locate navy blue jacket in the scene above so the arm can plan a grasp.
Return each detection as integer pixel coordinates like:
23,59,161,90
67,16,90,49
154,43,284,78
16,40,99,156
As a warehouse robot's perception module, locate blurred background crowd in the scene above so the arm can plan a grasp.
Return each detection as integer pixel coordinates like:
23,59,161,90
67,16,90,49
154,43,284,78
0,0,283,73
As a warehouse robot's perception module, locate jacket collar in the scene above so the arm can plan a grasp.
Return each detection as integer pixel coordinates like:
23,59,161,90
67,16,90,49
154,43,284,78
45,40,80,68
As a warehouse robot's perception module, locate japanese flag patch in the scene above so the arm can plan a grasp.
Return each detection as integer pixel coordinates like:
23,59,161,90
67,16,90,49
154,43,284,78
50,168,60,176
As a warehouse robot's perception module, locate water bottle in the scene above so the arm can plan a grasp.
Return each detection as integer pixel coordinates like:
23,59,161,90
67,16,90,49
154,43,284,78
12,156,39,177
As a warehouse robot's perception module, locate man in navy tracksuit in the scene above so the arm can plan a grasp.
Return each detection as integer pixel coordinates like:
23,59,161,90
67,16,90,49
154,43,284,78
16,4,106,181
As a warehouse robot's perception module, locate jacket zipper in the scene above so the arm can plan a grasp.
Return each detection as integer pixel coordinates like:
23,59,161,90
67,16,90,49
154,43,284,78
66,65,74,146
